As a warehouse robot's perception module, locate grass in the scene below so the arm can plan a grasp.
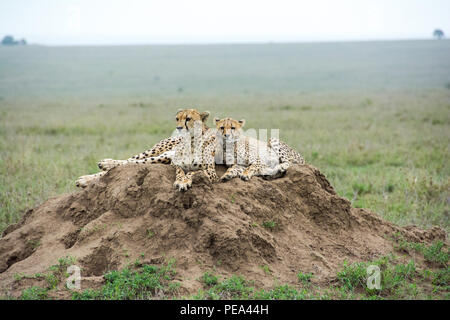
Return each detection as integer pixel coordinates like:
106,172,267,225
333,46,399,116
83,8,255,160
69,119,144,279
72,258,178,300
13,244,450,300
193,250,449,300
391,233,449,267
20,287,49,300
15,255,77,300
297,271,314,286
201,271,219,286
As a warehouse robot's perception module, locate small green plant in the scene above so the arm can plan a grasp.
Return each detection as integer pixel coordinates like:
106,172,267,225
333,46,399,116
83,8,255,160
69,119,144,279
201,271,219,286
254,284,307,300
56,256,77,269
45,273,60,289
260,265,271,275
423,241,448,266
261,221,277,230
211,275,255,299
48,256,77,274
336,261,367,292
134,258,142,267
297,271,314,285
431,268,450,286
14,273,26,281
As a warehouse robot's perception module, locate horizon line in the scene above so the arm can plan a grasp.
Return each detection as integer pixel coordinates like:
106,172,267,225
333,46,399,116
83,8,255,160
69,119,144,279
11,37,447,48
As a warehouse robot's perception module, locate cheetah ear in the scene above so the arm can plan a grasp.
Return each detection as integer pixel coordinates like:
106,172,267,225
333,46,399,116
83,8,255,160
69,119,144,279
238,119,246,127
214,117,220,124
200,111,210,122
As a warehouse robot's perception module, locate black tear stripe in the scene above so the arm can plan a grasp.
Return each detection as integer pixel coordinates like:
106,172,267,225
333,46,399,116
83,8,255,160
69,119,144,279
184,119,188,130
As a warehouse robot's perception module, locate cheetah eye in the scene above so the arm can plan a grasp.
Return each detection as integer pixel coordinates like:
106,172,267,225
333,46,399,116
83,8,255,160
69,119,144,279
175,117,179,121
220,126,224,130
231,127,236,130
186,117,191,121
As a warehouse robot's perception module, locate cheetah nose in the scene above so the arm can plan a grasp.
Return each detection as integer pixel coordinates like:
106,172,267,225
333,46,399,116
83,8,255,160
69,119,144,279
176,126,183,130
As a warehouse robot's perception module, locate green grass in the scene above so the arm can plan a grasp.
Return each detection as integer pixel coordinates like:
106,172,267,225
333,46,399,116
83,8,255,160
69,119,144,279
333,241,450,299
391,233,449,267
72,259,178,300
15,255,78,300
21,286,49,300
192,247,449,300
14,247,450,300
297,271,314,286
201,271,219,286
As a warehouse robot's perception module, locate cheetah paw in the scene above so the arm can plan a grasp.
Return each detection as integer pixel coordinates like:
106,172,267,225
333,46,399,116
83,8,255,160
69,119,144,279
98,159,122,171
75,175,92,188
279,162,290,172
173,179,192,191
239,173,252,181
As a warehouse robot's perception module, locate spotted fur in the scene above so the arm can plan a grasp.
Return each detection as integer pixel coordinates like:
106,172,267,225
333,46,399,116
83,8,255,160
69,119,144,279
214,117,305,181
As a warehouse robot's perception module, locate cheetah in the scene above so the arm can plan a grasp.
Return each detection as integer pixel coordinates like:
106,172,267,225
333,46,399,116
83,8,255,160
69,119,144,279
76,109,219,191
214,117,305,181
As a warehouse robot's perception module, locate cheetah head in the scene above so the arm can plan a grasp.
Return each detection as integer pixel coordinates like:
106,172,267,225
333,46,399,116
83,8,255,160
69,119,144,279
175,109,210,134
213,117,246,142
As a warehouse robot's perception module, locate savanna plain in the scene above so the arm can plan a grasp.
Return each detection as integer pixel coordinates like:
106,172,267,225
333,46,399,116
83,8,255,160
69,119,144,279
0,40,449,299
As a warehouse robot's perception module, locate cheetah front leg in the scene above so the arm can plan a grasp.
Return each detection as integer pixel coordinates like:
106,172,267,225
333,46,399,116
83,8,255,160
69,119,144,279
98,153,172,170
172,164,192,191
201,138,220,183
75,171,107,188
202,163,219,183
239,162,262,181
76,153,172,189
98,137,181,170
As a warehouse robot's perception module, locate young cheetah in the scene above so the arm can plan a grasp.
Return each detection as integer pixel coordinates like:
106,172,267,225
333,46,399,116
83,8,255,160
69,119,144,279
214,117,305,181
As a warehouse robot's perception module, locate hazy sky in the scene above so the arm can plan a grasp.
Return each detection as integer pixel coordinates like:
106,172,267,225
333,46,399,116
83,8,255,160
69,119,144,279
1,0,449,45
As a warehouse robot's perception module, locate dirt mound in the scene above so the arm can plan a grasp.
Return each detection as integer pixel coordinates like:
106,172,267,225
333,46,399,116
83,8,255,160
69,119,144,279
0,164,446,298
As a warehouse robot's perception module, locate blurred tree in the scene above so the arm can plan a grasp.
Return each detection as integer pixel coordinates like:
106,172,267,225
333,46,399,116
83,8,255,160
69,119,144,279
433,29,444,40
1,35,15,45
1,35,27,46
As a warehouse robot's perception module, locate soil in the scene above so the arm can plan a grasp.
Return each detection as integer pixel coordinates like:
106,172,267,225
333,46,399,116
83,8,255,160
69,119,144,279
0,164,446,298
